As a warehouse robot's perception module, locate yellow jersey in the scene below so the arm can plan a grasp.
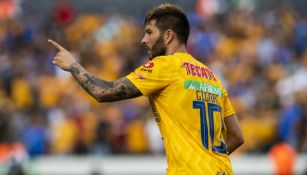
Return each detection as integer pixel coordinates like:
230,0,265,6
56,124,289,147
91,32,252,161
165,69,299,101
126,52,235,175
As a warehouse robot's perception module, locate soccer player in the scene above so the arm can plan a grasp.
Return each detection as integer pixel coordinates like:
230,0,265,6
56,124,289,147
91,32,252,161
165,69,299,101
48,3,244,175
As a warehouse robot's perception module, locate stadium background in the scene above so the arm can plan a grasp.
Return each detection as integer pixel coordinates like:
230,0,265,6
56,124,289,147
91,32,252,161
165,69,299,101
0,0,306,174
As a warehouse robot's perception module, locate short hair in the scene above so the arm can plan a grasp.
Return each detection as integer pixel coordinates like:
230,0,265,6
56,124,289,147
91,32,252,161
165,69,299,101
144,3,190,45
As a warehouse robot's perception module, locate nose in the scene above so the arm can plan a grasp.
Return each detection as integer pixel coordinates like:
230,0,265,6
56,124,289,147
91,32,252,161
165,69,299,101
141,35,147,45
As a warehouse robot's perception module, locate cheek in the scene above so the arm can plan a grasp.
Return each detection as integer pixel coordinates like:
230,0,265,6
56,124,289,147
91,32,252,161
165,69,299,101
147,38,156,48
145,36,154,44
152,35,161,45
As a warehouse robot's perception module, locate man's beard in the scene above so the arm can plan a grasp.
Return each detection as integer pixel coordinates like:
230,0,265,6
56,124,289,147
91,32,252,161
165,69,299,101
148,35,166,60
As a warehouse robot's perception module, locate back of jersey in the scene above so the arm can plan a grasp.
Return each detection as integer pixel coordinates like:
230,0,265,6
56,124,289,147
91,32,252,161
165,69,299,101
126,52,235,175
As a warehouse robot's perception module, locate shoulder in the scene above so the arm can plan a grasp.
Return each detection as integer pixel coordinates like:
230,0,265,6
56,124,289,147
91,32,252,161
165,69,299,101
148,55,175,69
152,55,172,62
151,54,182,67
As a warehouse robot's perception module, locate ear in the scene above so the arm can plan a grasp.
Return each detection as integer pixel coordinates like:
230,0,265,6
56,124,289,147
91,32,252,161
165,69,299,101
163,29,175,45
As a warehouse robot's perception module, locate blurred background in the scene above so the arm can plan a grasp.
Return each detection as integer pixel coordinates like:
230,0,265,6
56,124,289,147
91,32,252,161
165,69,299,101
0,0,306,174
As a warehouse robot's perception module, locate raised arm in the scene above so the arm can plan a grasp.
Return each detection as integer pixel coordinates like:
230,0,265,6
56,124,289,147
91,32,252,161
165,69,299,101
69,63,142,102
48,39,142,102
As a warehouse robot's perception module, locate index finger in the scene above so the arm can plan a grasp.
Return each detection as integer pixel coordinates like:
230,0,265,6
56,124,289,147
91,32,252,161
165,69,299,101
48,39,66,51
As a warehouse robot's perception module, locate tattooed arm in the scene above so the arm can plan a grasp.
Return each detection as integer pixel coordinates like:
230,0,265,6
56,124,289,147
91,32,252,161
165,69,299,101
69,63,142,102
48,39,142,102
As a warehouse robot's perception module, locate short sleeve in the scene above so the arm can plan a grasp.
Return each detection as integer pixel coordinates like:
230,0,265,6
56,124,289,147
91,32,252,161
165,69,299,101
223,88,236,117
126,56,174,96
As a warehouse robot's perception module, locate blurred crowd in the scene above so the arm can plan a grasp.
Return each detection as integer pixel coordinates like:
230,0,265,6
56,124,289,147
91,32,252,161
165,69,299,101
0,0,306,162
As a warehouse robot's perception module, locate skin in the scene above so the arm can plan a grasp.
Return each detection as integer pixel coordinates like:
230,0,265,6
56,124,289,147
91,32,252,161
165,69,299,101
47,40,142,102
224,115,244,154
48,19,243,154
142,20,167,59
47,19,185,102
142,20,186,59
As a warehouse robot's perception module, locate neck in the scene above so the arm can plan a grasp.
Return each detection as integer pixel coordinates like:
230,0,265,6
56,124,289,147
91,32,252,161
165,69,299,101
166,42,187,55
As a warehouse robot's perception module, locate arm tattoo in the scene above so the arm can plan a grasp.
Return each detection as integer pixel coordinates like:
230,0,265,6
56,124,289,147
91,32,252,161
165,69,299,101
69,63,142,102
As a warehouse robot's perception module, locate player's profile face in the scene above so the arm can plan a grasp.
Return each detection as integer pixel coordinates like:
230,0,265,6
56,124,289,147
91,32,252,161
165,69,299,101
142,20,166,60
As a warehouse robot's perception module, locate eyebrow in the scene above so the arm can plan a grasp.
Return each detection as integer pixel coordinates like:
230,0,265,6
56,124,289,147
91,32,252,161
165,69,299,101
145,28,152,32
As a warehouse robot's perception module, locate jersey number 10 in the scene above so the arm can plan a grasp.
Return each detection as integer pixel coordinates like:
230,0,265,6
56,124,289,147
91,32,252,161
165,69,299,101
193,101,227,154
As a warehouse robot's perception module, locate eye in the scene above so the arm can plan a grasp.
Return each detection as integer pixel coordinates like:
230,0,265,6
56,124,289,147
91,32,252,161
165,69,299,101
145,29,152,34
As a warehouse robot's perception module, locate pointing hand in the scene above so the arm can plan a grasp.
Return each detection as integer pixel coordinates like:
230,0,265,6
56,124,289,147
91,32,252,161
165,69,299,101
48,39,77,71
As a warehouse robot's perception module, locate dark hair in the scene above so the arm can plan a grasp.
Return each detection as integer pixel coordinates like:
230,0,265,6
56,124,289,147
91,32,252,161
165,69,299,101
144,3,190,45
